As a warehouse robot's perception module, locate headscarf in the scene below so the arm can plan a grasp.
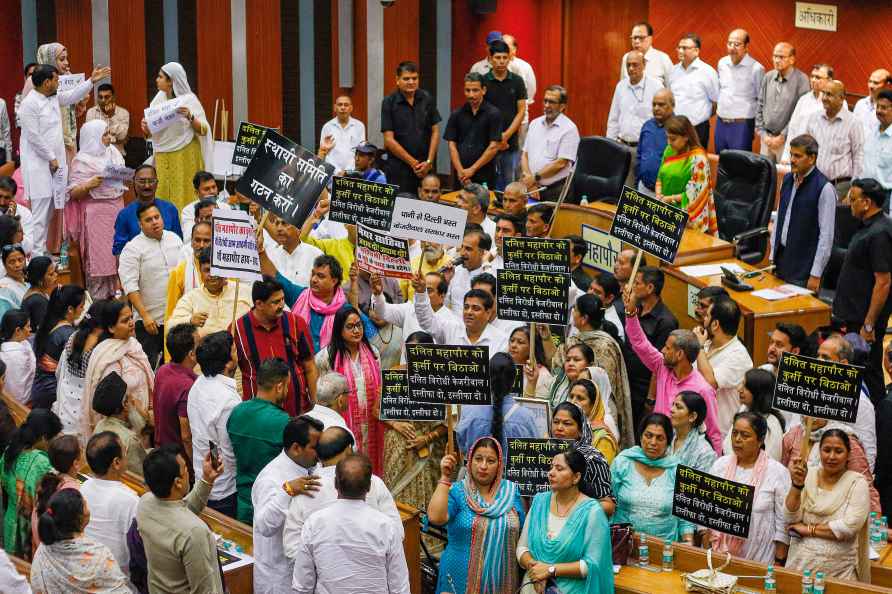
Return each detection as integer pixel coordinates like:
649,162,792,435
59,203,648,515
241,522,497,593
332,341,383,475
74,120,123,172
30,536,131,593
34,43,77,149
712,449,770,556
550,401,613,501
572,375,619,462
462,437,522,594
149,62,213,167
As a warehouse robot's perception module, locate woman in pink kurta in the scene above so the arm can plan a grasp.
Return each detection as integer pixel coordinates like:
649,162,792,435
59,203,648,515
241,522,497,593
65,120,124,299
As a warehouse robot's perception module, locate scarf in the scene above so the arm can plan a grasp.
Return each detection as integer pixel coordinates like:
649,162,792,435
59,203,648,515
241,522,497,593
293,287,346,349
35,43,77,149
149,62,213,167
74,120,123,172
333,342,383,475
616,445,680,469
713,450,769,556
82,337,154,432
657,145,717,234
31,536,130,593
550,402,612,501
463,437,522,594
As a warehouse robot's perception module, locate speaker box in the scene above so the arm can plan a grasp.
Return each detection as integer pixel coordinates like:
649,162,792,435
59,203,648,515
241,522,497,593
469,0,497,15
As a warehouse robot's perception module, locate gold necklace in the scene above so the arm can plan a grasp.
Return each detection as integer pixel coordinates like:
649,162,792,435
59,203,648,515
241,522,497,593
554,492,579,517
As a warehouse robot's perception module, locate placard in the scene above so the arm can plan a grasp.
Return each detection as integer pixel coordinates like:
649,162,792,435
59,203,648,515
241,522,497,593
497,269,570,325
236,129,334,227
516,398,551,438
232,121,268,168
390,196,468,248
505,438,571,496
687,284,699,320
330,176,398,231
610,185,688,263
773,352,861,424
102,164,134,190
58,73,85,94
143,97,186,134
508,365,524,397
406,344,490,405
672,465,754,538
210,208,262,282
582,224,621,273
502,237,570,273
378,370,445,422
356,224,412,279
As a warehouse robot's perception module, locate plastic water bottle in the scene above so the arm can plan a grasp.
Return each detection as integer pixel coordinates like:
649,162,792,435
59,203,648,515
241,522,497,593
764,564,776,592
872,518,884,549
638,532,649,567
813,571,826,594
883,516,889,544
58,241,69,271
870,511,878,539
580,194,590,206
661,541,673,571
801,568,813,594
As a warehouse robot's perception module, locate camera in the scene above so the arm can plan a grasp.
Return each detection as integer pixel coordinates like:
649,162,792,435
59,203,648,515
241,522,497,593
380,0,396,6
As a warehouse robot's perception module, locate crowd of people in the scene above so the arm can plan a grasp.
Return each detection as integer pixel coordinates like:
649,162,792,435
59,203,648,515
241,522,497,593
0,21,890,594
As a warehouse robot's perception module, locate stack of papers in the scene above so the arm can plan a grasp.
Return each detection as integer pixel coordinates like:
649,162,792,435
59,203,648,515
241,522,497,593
679,263,745,277
752,284,812,301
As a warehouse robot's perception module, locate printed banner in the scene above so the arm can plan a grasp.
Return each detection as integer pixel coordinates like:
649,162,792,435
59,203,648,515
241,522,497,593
355,224,412,279
505,438,572,496
330,176,398,231
406,344,490,405
378,370,446,422
610,185,689,263
232,121,269,168
210,208,262,282
389,196,468,248
773,352,861,424
673,465,754,538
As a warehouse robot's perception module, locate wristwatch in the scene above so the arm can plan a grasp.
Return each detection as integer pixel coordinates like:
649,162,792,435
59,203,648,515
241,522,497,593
548,565,556,576
864,323,874,333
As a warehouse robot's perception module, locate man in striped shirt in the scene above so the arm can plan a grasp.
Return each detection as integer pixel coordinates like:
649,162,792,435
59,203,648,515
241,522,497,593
806,80,864,198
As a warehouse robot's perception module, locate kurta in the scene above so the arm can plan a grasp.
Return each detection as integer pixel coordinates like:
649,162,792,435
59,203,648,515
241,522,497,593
1,449,51,557
672,428,717,472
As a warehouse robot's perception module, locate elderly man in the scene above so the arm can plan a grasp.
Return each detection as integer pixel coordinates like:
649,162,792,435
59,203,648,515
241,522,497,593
306,373,353,436
520,85,580,201
853,69,892,137
637,89,675,192
113,164,183,255
457,182,497,244
607,50,663,187
86,82,129,155
715,29,764,152
417,173,441,202
669,33,718,148
621,21,674,86
163,220,211,334
862,89,892,200
319,95,366,175
782,63,835,164
501,181,528,218
756,43,810,164
806,80,864,198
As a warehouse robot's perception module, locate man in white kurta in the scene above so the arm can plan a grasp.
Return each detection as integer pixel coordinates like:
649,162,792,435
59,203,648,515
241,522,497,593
291,453,410,594
19,63,107,255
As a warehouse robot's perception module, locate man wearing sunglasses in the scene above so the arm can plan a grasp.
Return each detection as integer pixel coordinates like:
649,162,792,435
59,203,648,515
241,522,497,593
112,164,183,255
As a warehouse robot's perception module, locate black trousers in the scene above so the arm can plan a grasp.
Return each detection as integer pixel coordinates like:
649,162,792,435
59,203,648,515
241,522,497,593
135,321,164,369
845,318,889,405
694,120,711,150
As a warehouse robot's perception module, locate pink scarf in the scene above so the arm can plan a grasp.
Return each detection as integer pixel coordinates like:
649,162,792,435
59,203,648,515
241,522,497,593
333,343,383,475
292,287,346,349
713,449,769,556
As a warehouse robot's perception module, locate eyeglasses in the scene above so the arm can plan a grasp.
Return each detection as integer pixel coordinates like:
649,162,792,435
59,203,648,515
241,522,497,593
543,98,561,105
134,178,158,186
727,41,745,48
630,35,647,41
344,322,363,331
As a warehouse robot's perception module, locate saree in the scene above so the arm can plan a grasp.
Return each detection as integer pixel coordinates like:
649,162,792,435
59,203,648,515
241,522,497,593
82,337,154,433
1,449,51,558
30,536,131,593
526,491,614,594
657,146,718,235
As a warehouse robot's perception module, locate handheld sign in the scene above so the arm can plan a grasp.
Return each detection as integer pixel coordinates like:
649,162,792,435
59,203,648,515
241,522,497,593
143,97,187,135
406,344,490,405
673,465,754,538
58,73,85,94
582,224,622,273
497,269,570,325
356,224,412,279
236,129,334,228
210,208,262,282
505,438,572,496
232,121,268,168
379,370,445,422
390,196,468,248
330,176,398,231
773,352,861,424
502,237,570,273
610,185,689,263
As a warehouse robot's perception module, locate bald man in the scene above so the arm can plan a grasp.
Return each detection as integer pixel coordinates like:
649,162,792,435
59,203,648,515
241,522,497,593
715,29,765,152
637,88,675,192
756,42,810,163
853,69,892,137
806,80,865,198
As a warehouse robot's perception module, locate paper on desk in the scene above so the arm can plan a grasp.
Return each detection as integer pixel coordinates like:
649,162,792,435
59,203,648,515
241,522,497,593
679,263,745,277
871,545,880,560
752,284,813,301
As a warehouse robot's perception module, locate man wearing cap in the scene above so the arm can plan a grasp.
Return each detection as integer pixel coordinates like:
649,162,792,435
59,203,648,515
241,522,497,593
350,141,387,184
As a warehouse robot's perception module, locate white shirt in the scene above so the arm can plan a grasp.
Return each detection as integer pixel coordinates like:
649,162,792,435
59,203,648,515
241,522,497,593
372,292,458,362
621,46,675,87
695,337,753,436
669,58,720,126
118,231,183,323
444,262,491,318
782,92,842,162
81,477,140,583
604,304,625,340
522,113,580,186
0,548,30,594
310,218,350,240
180,195,230,240
267,241,324,287
291,499,410,594
414,292,509,353
186,374,240,500
480,216,497,248
0,341,35,404
805,108,864,181
282,464,403,560
305,404,353,438
606,76,662,142
717,54,765,119
853,95,879,139
320,117,366,174
251,450,315,594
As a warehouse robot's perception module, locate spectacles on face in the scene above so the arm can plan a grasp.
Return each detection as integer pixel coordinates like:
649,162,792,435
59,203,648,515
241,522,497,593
543,98,561,105
134,178,158,186
630,35,647,41
345,322,363,331
727,41,745,48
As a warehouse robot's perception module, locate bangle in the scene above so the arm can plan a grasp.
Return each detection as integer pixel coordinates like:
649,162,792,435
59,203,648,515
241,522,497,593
625,308,638,317
809,524,816,537
791,482,804,490
283,481,296,497
438,479,452,487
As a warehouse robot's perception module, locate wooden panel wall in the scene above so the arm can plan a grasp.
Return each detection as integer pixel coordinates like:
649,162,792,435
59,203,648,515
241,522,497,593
109,0,148,137
0,1,24,118
383,0,420,86
196,0,233,139
55,0,94,76
246,0,283,129
330,0,368,127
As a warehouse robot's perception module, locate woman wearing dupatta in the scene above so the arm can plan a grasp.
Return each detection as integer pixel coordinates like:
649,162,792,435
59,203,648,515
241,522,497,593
611,413,695,543
141,62,212,211
315,305,384,475
428,436,525,594
65,120,125,299
655,115,718,235
0,245,27,320
566,378,619,462
786,428,871,582
517,449,614,594
669,391,717,471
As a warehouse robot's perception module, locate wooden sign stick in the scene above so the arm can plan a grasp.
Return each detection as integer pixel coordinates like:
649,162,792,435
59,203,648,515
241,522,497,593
229,279,240,337
624,250,644,301
800,416,813,466
447,407,455,455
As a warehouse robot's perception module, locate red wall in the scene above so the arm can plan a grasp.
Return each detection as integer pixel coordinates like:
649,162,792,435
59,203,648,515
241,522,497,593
0,3,23,119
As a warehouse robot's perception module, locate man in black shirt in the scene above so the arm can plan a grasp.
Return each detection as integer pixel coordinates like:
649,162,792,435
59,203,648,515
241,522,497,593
444,72,502,189
833,177,892,403
381,61,442,195
482,39,527,191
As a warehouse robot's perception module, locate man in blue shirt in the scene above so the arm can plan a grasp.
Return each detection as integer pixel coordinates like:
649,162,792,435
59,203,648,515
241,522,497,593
113,164,183,254
351,142,387,184
636,88,675,192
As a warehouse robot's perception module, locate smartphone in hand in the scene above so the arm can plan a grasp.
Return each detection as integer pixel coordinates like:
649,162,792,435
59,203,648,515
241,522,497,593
209,440,222,467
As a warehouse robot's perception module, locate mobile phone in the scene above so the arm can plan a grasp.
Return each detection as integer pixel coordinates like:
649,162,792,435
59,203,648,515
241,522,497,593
209,440,221,466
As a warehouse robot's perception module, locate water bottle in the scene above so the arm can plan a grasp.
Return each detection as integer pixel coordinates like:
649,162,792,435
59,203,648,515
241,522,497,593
58,241,69,271
638,532,649,567
580,194,590,206
801,568,813,594
661,541,673,571
813,571,825,594
872,519,883,549
764,564,776,592
883,516,889,545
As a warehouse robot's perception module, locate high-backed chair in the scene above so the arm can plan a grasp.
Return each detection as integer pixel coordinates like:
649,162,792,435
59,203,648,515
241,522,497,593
713,150,777,264
818,203,861,302
570,136,631,204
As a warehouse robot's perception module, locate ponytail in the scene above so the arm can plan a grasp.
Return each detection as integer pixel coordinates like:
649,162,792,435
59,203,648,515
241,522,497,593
3,409,62,472
37,488,84,546
0,309,29,343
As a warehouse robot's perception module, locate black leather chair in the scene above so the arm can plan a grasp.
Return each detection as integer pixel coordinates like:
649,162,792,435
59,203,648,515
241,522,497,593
570,136,631,204
818,203,861,303
713,150,777,264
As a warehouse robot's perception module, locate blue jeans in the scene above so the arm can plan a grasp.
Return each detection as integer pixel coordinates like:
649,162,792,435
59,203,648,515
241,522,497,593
494,148,519,192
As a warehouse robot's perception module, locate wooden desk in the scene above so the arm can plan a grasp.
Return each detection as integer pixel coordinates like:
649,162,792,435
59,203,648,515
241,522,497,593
398,503,422,594
661,261,831,365
872,543,892,588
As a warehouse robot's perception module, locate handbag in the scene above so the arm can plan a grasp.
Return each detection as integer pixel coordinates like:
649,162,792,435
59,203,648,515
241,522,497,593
610,522,634,565
682,548,738,594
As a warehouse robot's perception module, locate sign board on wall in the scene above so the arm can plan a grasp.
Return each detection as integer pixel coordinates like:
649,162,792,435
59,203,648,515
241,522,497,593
795,2,837,32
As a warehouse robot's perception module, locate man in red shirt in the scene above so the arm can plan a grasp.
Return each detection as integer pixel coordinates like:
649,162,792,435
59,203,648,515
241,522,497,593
154,323,199,458
232,277,318,415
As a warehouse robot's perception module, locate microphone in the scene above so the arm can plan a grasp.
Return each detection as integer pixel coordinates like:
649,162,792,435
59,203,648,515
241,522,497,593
438,255,465,273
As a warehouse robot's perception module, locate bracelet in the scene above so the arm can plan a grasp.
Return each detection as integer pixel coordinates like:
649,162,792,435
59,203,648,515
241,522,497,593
809,524,816,537
283,481,296,497
625,309,638,317
438,479,452,487
791,482,804,490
